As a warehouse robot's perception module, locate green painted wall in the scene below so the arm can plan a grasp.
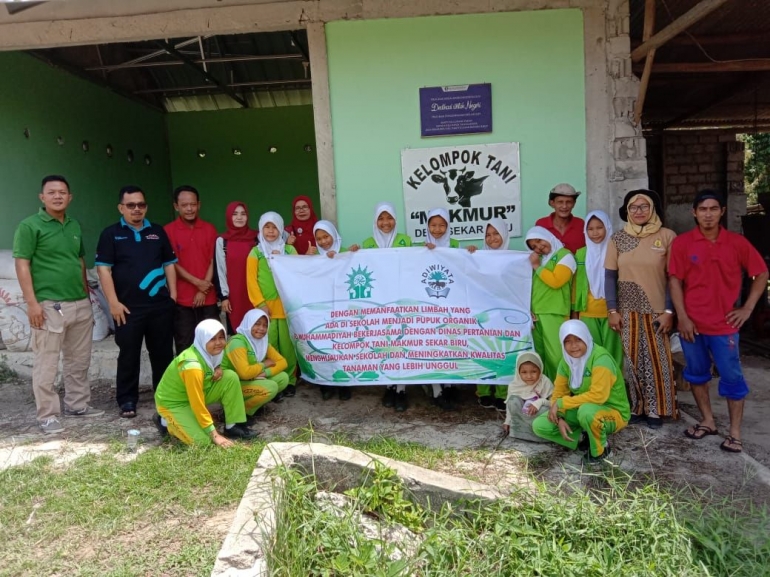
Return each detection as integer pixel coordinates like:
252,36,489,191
326,10,587,249
0,52,172,264
165,107,320,231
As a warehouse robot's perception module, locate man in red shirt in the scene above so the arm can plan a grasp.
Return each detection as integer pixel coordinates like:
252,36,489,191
670,190,768,454
534,183,585,254
164,185,219,352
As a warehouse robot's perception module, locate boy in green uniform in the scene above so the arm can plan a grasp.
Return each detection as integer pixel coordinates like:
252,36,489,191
532,320,630,464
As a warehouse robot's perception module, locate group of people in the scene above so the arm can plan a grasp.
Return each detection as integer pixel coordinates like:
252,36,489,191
13,175,767,462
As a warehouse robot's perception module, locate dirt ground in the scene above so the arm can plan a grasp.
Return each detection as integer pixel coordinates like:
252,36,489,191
2,357,769,503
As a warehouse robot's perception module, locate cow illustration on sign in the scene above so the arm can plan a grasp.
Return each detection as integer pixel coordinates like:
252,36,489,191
431,167,489,207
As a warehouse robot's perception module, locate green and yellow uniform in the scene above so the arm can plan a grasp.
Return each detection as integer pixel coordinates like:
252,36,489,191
222,334,289,414
361,233,412,249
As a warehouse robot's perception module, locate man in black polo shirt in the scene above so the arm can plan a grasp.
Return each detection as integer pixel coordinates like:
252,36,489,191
96,185,178,418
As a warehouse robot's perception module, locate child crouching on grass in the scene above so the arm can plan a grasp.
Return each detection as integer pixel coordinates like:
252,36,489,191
503,351,554,442
532,320,630,465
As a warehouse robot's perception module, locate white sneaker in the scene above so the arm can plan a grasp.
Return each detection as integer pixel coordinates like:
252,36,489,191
64,405,105,418
40,417,64,435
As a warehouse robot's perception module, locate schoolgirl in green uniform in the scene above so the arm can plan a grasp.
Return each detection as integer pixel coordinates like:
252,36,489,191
221,309,290,421
532,320,630,464
525,226,577,381
247,212,299,396
154,319,256,446
308,220,360,258
572,210,623,369
361,202,412,411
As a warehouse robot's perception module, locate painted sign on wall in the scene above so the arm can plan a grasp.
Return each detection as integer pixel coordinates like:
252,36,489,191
401,143,521,242
419,84,492,137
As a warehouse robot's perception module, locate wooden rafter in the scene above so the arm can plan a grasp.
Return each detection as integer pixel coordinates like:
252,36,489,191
631,0,733,62
634,0,657,125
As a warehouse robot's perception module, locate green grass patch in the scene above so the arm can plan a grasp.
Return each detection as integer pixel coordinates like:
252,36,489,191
0,354,19,382
267,462,770,577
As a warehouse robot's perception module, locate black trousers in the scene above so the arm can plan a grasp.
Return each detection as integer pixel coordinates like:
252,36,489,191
173,304,220,353
115,301,174,408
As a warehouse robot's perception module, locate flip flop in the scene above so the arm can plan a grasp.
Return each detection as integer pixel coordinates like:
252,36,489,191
684,424,718,440
120,404,137,419
720,435,743,453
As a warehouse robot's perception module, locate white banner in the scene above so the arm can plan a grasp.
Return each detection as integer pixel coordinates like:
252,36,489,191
401,143,521,242
270,248,533,386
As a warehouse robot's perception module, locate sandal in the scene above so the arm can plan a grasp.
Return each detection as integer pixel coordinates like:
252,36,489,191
720,435,743,453
684,424,718,440
119,403,137,419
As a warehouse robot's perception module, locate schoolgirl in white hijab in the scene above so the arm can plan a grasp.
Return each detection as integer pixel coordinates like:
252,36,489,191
559,320,594,391
236,309,269,362
425,207,452,248
524,226,576,271
483,218,511,250
371,202,398,248
193,319,227,371
583,210,613,300
312,220,343,257
257,211,287,256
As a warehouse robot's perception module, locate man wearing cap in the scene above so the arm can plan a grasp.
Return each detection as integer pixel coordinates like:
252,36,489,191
535,183,585,254
669,189,768,454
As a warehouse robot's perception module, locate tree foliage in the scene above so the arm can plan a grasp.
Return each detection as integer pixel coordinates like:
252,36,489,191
744,132,770,204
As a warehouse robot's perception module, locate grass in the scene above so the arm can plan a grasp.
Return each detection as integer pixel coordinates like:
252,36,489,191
0,354,19,382
2,425,769,576
268,464,770,577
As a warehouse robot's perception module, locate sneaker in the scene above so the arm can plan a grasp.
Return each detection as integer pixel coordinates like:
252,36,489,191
382,387,396,408
64,405,104,418
493,399,506,413
629,414,646,425
272,391,285,403
283,385,297,398
321,387,335,401
152,413,168,437
39,417,64,435
395,391,408,412
646,416,663,430
338,388,352,401
223,424,258,441
584,445,613,466
577,433,589,452
478,395,495,409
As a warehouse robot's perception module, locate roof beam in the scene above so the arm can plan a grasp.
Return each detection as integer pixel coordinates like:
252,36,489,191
632,31,769,47
633,0,657,125
86,54,304,72
154,39,248,108
631,0,733,62
134,78,312,95
639,61,770,73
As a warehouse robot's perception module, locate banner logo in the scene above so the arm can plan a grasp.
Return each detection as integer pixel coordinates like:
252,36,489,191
346,265,375,300
422,264,453,299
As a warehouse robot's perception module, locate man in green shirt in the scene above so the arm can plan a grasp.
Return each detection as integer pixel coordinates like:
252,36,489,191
13,175,104,435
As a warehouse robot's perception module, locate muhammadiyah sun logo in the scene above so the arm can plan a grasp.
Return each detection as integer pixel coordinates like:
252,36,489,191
347,265,375,300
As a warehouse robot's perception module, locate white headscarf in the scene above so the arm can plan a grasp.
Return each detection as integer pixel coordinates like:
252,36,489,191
525,226,565,257
313,220,343,256
258,211,286,256
192,319,227,371
236,308,269,362
559,320,594,390
483,218,510,250
426,208,451,247
583,210,613,300
372,202,398,248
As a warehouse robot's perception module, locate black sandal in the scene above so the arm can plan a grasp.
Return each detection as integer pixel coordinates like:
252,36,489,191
720,435,743,453
119,403,137,419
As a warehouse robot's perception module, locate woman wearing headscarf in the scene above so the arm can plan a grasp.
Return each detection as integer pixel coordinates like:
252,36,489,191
532,320,630,465
247,211,299,396
215,201,258,331
285,195,319,255
605,189,678,429
572,210,623,369
361,202,413,249
525,226,577,381
154,319,256,446
222,309,290,419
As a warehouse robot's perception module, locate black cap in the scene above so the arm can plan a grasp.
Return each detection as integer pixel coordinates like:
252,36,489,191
692,189,725,209
619,189,663,222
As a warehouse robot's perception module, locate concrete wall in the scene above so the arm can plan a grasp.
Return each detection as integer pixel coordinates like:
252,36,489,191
165,107,320,228
0,52,172,263
654,130,745,234
326,10,588,250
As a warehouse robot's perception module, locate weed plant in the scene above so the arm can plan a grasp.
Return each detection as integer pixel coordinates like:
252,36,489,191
267,462,770,577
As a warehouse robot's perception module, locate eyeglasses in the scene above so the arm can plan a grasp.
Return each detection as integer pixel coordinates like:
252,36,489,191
295,205,310,210
628,204,651,214
122,202,148,210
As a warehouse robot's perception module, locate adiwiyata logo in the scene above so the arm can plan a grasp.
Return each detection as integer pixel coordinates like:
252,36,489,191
422,264,454,299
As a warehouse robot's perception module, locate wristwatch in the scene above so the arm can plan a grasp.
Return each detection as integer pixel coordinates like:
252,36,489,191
664,309,673,315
